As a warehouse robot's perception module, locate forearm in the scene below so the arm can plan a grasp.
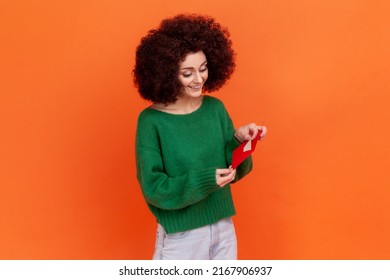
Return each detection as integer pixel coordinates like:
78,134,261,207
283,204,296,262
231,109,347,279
137,159,218,210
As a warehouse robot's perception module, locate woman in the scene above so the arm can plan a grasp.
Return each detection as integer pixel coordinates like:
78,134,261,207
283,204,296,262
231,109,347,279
133,14,266,260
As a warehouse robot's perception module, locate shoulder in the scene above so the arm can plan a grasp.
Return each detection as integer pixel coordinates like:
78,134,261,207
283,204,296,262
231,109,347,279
203,96,230,118
203,95,226,111
136,107,161,136
136,107,162,146
203,96,233,126
137,107,158,124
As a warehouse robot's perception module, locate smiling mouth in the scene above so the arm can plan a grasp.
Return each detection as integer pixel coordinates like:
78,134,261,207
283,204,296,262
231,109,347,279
189,85,202,89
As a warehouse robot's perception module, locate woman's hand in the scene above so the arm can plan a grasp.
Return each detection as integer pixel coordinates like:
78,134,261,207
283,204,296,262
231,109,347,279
234,123,267,143
216,166,236,187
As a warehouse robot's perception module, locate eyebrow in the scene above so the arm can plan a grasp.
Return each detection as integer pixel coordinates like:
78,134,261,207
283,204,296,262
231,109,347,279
180,61,208,71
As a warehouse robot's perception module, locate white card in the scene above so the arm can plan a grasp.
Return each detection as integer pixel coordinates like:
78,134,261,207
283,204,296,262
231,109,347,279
243,140,252,152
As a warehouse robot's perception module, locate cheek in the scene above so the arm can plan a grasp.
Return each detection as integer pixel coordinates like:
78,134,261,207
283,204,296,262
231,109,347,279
202,72,209,81
178,77,189,87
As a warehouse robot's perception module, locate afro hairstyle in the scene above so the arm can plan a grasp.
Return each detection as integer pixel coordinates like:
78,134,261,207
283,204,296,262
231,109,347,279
133,14,236,104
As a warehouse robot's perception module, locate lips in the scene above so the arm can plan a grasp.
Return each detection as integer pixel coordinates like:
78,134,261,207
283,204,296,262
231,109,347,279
189,85,202,89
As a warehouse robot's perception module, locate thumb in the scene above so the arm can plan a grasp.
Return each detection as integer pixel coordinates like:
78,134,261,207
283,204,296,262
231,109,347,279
216,168,232,176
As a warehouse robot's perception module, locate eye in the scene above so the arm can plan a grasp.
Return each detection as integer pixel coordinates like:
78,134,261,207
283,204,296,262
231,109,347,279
182,72,192,78
200,66,208,72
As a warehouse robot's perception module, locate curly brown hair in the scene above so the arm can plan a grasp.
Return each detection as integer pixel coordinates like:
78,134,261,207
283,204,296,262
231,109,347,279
133,14,236,104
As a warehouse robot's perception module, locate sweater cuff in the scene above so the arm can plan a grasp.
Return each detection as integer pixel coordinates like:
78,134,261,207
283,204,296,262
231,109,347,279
192,168,219,194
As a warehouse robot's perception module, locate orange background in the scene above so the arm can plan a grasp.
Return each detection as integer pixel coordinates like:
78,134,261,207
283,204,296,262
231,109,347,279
1,0,389,259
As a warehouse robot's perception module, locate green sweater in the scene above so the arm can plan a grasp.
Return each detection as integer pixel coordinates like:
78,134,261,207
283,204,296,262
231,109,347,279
135,96,252,234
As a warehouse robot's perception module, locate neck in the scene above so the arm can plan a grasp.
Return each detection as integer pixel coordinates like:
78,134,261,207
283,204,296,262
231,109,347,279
153,95,204,114
175,95,203,113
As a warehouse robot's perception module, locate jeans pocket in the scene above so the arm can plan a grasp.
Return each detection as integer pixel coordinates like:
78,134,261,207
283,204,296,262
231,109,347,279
165,230,190,240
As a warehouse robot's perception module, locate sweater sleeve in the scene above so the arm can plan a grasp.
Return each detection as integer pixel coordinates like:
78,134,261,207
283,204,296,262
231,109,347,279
136,146,218,210
136,113,219,211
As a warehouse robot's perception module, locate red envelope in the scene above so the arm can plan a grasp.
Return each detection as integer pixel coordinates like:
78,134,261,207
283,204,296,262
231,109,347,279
231,131,261,169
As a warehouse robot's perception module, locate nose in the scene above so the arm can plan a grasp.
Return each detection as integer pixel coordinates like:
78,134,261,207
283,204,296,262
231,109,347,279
193,71,203,83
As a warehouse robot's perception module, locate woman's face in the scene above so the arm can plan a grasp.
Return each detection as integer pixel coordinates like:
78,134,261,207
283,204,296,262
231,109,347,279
178,51,208,98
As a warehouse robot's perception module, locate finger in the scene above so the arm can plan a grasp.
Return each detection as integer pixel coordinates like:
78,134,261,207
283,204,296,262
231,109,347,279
258,126,267,138
217,175,231,187
218,177,233,187
240,130,252,141
217,169,236,187
230,169,237,180
222,169,236,184
216,168,232,176
248,123,260,140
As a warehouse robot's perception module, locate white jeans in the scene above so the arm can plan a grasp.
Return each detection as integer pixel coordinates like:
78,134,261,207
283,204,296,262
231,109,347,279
152,217,237,260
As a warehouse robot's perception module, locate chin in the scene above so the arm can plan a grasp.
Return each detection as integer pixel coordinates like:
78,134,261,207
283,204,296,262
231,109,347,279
185,89,203,98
